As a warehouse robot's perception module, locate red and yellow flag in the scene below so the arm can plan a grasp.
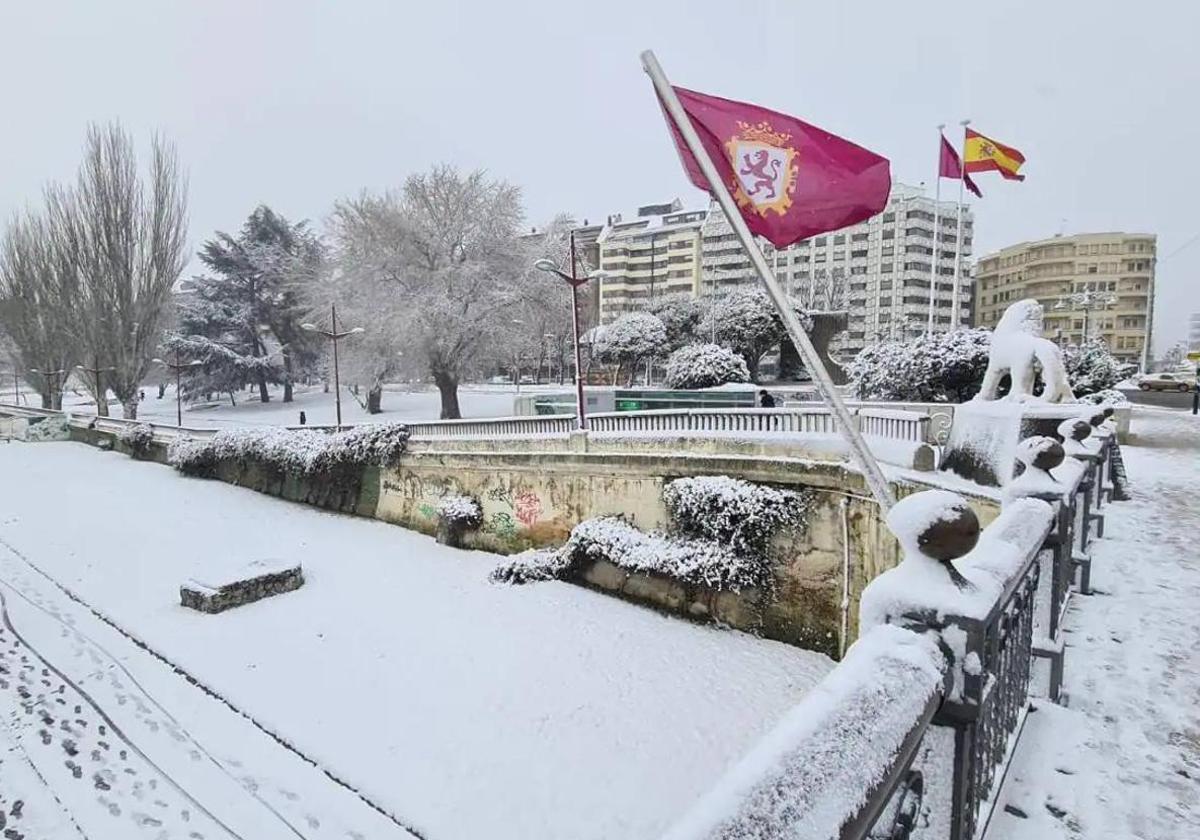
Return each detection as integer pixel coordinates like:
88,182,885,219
963,128,1026,181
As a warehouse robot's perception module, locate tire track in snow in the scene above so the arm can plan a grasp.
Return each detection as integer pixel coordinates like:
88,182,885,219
0,535,428,840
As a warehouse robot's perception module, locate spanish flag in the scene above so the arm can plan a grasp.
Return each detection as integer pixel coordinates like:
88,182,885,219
963,128,1026,181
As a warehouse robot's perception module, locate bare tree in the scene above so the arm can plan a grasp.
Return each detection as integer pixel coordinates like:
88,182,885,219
59,123,189,419
0,210,81,408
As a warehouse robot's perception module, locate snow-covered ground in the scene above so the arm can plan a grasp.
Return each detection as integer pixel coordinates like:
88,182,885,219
0,442,832,839
991,407,1200,840
49,382,558,428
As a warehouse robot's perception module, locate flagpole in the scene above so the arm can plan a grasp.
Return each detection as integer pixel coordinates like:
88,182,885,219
640,49,896,511
950,119,970,330
928,124,945,336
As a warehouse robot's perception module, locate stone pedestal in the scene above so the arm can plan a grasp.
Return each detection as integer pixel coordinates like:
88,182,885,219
181,560,304,613
940,402,1093,488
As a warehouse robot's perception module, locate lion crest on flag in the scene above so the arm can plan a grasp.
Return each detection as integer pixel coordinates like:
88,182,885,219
725,120,799,217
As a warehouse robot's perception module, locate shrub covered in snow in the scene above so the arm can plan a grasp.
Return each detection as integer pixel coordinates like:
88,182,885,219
849,329,992,403
566,517,761,590
1078,388,1128,406
664,475,809,555
25,415,70,442
491,511,781,592
489,548,572,585
437,493,482,528
664,344,751,389
116,423,154,457
1062,338,1132,397
167,424,410,478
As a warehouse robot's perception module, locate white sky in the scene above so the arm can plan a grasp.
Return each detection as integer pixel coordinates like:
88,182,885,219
1,0,1197,351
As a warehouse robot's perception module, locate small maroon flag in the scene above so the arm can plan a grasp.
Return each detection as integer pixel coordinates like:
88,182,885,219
658,87,891,248
939,133,982,198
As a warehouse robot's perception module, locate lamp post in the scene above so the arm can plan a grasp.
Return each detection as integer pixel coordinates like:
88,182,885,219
29,367,66,409
1054,288,1119,344
301,304,364,429
534,231,592,431
151,355,203,426
75,357,116,416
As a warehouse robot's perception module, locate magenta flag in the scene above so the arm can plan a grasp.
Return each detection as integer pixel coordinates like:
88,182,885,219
939,133,982,198
658,87,891,248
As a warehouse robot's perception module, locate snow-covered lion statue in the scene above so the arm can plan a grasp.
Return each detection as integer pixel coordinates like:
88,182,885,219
978,299,1075,403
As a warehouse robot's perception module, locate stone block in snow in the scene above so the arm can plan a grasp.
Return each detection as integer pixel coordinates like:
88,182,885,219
180,559,304,613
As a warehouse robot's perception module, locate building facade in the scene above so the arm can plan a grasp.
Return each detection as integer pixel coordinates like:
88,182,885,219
595,200,708,323
699,182,975,358
974,232,1156,368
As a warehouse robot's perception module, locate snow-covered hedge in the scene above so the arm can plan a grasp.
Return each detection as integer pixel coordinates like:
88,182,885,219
490,516,762,591
663,476,809,555
167,424,410,478
1062,338,1132,397
25,415,70,442
437,494,482,528
664,344,751,389
1078,388,1128,406
116,423,154,457
489,548,572,585
849,329,992,402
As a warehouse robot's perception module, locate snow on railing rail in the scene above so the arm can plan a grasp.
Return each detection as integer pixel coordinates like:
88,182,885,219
662,625,947,840
0,403,929,444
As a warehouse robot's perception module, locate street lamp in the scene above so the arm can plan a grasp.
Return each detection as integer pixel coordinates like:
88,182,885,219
301,303,364,429
534,231,592,431
29,368,66,409
1054,288,1119,344
75,358,117,416
151,355,203,426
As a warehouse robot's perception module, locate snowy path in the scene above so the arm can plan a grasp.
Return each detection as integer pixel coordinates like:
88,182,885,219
0,442,832,839
990,408,1200,840
56,383,540,429
0,539,422,840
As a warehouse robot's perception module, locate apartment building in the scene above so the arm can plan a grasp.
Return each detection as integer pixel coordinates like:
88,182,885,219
699,182,974,358
974,232,1156,368
595,200,708,323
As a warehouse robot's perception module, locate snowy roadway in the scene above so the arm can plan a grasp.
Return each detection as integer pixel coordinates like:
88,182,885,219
990,408,1200,840
0,441,832,839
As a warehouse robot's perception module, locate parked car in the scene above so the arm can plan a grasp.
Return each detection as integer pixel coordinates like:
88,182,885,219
1137,373,1193,392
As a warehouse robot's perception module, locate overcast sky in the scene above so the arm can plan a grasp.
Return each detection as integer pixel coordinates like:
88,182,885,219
2,0,1196,350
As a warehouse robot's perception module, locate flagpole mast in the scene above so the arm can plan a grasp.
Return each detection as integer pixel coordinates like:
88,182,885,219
951,119,970,330
928,124,945,336
639,49,895,511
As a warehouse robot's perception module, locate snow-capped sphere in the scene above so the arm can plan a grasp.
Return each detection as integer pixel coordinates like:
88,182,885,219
887,489,980,565
1057,418,1092,443
1015,435,1065,472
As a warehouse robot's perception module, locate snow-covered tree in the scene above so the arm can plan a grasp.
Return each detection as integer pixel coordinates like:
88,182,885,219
327,166,526,418
664,343,750,389
650,296,707,352
594,312,668,386
166,206,323,405
1161,340,1188,369
51,123,188,419
697,289,783,380
0,210,81,408
849,329,992,402
1063,337,1131,397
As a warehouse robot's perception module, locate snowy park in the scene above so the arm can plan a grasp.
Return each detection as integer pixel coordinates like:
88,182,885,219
1,386,1197,838
2,4,1197,836
0,438,833,839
